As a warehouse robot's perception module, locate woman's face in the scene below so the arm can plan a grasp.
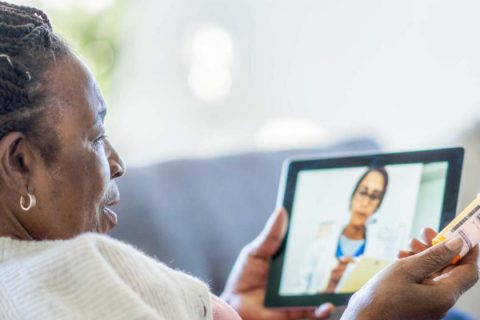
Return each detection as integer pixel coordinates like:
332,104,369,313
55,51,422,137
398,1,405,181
350,171,385,227
15,54,125,239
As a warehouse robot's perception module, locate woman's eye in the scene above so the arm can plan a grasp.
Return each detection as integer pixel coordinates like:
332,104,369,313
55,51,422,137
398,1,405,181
93,135,108,146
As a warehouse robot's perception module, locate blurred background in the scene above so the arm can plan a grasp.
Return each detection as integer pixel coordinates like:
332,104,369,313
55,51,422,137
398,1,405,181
12,0,480,317
14,0,480,166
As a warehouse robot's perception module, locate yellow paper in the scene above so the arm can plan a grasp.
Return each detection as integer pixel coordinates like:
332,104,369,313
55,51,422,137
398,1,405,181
335,256,391,293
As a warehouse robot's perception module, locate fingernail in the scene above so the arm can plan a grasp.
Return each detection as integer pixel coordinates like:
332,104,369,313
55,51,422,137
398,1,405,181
315,303,332,317
445,237,464,251
279,208,288,235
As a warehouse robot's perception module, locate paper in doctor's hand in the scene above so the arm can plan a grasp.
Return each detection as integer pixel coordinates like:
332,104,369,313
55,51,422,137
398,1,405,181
324,257,354,293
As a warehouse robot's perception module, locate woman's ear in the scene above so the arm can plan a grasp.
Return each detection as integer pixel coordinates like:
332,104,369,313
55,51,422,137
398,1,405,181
0,132,37,194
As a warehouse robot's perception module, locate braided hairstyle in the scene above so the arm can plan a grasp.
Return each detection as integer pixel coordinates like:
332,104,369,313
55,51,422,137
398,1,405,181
0,1,69,162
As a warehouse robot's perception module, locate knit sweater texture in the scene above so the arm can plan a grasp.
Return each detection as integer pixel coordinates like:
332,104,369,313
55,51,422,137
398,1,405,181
0,233,213,320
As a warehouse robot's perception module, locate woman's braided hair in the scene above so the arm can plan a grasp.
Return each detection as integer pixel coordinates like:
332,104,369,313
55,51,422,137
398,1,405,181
0,1,68,161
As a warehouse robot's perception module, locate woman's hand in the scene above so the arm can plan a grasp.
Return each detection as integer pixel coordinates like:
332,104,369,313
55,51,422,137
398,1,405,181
221,208,334,320
342,236,479,320
398,228,459,280
398,227,438,259
211,295,242,320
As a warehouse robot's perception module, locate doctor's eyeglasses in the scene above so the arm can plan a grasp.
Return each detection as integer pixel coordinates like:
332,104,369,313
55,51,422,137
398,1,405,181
355,188,383,202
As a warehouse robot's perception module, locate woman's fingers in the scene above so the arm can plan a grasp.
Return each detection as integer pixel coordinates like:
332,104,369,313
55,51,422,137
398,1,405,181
314,303,335,319
398,250,414,259
285,303,334,319
421,228,438,245
399,228,438,258
409,238,429,254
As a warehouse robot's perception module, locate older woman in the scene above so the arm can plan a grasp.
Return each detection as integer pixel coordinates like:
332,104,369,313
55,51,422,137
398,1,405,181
0,3,330,319
0,2,477,320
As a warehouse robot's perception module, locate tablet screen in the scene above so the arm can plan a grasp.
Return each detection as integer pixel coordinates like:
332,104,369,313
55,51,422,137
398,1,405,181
265,147,463,307
280,162,447,295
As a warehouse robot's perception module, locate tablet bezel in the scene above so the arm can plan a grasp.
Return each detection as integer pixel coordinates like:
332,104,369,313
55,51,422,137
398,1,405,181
265,147,464,307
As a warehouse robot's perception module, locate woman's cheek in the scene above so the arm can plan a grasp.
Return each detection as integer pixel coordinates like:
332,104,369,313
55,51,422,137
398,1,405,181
91,149,111,191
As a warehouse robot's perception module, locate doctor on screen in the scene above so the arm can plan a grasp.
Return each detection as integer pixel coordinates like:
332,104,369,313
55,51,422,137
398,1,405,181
296,166,390,294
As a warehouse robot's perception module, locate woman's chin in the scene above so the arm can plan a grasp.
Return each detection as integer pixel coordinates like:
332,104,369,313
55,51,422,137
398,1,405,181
350,220,367,228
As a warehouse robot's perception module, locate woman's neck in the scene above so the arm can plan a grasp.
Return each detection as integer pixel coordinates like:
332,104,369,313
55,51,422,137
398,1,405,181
0,205,35,240
342,224,365,240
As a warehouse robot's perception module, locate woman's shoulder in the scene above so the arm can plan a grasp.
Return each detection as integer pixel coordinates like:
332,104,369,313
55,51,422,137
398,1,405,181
0,232,210,298
0,233,213,320
63,233,211,293
68,233,176,271
0,233,152,276
63,232,143,256
0,233,143,265
49,233,205,285
65,232,130,248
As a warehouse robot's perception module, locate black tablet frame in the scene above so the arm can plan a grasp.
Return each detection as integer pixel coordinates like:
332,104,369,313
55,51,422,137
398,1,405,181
265,147,464,307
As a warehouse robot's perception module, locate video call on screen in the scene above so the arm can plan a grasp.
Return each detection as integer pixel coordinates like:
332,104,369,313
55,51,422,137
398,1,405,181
280,162,448,296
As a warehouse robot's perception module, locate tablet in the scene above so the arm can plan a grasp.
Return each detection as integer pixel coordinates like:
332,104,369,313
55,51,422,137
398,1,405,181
265,147,464,307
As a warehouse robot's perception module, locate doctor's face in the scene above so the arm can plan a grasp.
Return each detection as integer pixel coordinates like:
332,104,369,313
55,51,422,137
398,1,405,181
350,171,386,227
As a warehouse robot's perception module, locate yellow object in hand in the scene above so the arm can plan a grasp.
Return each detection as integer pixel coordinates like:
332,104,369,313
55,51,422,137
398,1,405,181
432,196,480,264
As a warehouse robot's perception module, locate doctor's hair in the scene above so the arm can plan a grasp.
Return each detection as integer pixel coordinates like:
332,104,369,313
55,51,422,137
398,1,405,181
350,166,389,211
0,1,69,162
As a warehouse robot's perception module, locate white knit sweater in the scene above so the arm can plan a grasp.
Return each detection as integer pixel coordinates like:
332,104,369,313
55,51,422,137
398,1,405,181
0,233,213,320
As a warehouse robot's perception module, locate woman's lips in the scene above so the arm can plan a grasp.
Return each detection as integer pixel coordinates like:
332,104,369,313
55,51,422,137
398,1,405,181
101,207,118,233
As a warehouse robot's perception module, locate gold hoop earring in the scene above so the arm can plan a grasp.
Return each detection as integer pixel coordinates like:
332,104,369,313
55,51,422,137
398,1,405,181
20,193,36,212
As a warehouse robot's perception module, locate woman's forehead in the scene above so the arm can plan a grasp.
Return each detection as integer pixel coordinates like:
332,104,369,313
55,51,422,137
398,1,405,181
46,54,106,127
360,171,385,189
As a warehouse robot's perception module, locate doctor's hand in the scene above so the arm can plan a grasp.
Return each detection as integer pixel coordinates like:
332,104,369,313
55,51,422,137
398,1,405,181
342,237,479,320
325,257,354,293
221,208,334,320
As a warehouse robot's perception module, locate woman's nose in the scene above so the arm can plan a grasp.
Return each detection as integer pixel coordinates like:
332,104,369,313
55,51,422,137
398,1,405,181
361,196,370,206
111,154,126,179
106,140,126,179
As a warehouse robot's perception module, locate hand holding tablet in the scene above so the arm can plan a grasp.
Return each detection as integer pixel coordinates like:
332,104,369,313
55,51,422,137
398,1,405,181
265,147,464,307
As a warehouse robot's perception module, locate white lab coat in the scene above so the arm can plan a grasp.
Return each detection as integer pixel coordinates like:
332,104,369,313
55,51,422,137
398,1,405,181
292,217,389,295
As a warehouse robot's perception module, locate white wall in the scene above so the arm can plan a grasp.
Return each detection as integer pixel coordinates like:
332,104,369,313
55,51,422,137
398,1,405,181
109,0,480,165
